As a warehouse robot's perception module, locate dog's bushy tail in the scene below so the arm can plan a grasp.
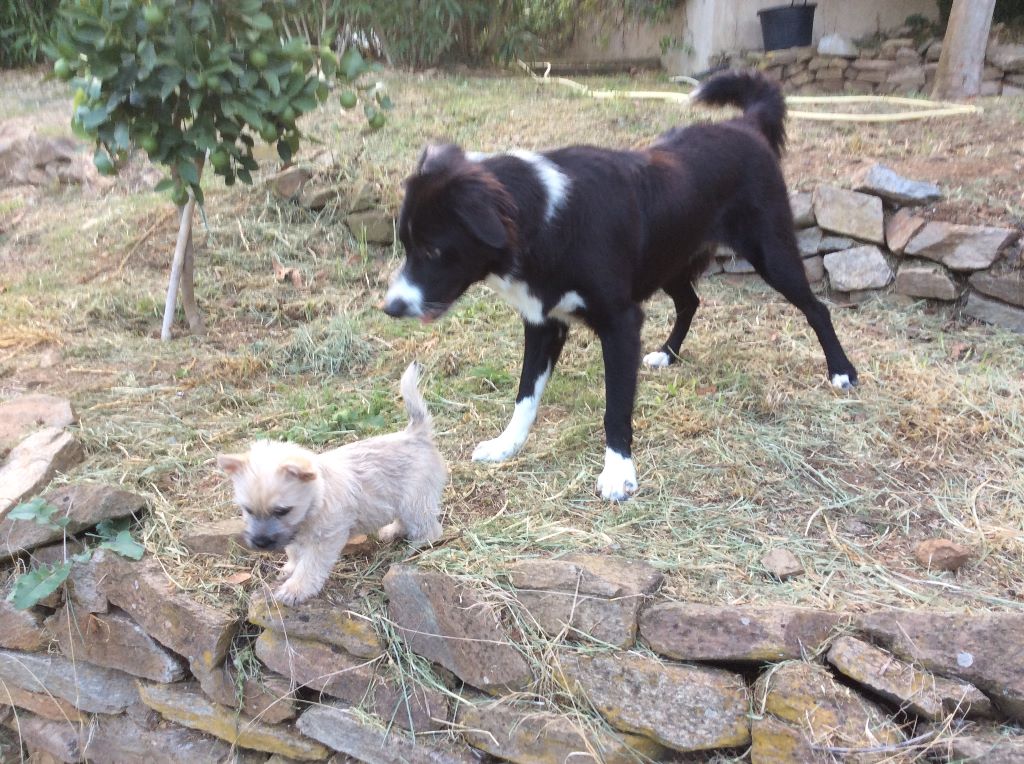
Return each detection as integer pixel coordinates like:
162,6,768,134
400,362,432,434
692,71,786,156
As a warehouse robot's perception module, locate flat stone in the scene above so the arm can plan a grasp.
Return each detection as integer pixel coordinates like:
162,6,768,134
723,257,757,274
507,554,662,648
99,554,240,678
346,210,394,245
813,186,884,244
886,208,927,254
852,163,940,206
895,261,962,301
988,43,1024,72
0,483,147,558
964,292,1024,333
0,395,76,459
44,604,187,682
254,629,446,731
0,683,85,722
750,714,820,764
796,226,823,256
455,696,666,764
248,591,382,658
856,609,1024,720
195,661,297,724
912,538,972,571
383,564,533,693
823,246,894,291
818,33,858,58
0,598,48,650
0,648,140,714
756,661,903,753
935,728,1024,764
969,269,1024,307
1,711,80,762
904,222,1017,271
640,602,839,662
299,183,343,211
789,191,815,227
299,703,479,764
269,166,311,200
0,428,83,518
885,65,927,92
761,548,804,580
827,635,992,720
181,518,246,556
80,714,244,764
803,256,825,283
818,234,855,253
138,681,328,760
346,180,376,213
31,542,108,612
558,651,749,752
852,58,898,71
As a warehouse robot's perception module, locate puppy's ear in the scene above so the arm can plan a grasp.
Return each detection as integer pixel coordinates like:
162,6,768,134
455,190,509,250
217,454,248,475
417,143,463,175
279,457,317,482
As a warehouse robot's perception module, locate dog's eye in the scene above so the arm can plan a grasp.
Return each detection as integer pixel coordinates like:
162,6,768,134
272,506,292,517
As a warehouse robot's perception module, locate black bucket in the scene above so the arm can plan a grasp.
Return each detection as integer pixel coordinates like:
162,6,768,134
758,2,816,51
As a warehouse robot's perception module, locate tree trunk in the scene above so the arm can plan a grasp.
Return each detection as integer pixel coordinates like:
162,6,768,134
932,0,996,99
180,222,205,336
160,156,206,341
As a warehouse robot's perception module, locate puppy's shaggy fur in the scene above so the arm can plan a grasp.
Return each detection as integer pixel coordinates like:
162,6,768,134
217,363,446,604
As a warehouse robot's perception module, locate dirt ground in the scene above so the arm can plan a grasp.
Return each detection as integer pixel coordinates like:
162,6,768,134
1,67,1022,620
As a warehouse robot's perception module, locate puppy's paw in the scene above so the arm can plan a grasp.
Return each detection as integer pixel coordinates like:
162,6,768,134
274,576,319,606
377,520,404,543
830,372,858,391
596,450,637,502
472,436,521,463
642,350,671,369
277,559,297,581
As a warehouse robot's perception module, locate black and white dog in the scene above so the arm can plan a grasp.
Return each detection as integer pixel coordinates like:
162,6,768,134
382,71,857,501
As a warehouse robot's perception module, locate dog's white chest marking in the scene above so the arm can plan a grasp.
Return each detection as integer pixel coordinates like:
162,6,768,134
468,149,570,223
485,275,585,325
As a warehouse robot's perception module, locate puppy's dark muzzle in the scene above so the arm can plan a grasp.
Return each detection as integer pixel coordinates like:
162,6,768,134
247,533,281,551
382,297,411,318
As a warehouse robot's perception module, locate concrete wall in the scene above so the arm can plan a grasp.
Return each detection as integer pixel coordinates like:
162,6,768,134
566,0,939,75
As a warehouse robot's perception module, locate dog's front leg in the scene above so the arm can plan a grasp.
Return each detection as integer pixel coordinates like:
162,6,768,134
596,307,643,501
473,321,567,462
274,532,348,605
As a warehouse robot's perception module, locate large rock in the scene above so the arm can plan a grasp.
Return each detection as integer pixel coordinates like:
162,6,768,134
750,714,822,764
963,292,1024,333
31,542,108,612
857,610,1024,719
138,681,329,760
894,260,962,301
904,222,1017,271
346,210,395,245
885,208,927,254
383,564,533,693
0,483,147,558
0,395,76,458
969,269,1024,308
823,246,893,291
755,662,903,758
827,635,992,719
181,517,246,556
0,710,80,762
195,661,297,724
81,714,245,764
269,166,311,200
455,697,666,764
0,428,83,518
789,191,815,228
933,727,1024,764
44,604,187,682
812,186,885,244
99,555,240,677
248,592,382,658
254,629,446,731
641,602,838,662
988,43,1024,72
507,553,662,648
817,34,858,58
0,598,49,650
0,648,139,714
796,226,823,256
0,682,85,722
558,651,750,753
299,703,479,764
851,163,941,206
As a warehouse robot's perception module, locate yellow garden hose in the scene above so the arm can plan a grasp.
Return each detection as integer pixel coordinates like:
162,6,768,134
517,60,982,123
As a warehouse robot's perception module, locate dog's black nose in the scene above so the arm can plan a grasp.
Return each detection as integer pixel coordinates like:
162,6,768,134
382,298,408,318
249,533,275,550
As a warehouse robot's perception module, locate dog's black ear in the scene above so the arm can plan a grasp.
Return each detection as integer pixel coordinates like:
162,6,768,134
417,143,463,175
454,191,509,250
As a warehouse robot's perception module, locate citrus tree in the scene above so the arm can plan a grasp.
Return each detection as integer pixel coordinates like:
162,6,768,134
48,0,389,340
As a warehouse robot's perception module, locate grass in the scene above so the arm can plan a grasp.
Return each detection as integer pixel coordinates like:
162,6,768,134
1,67,1023,758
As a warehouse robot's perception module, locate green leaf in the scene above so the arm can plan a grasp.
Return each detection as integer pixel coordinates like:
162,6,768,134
277,139,292,163
8,562,72,610
339,47,367,81
153,177,175,193
176,158,200,187
7,497,62,527
113,122,130,151
99,530,144,560
247,13,274,31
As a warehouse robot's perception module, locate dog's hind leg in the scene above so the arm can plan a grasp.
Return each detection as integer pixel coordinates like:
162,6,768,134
473,321,568,462
732,229,858,390
643,276,700,368
596,305,643,501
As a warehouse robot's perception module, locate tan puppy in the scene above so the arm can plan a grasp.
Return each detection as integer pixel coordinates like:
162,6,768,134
217,363,447,605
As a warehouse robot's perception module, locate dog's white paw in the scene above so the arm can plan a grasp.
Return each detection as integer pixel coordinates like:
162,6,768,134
596,449,637,502
472,436,521,463
830,373,855,391
274,576,318,606
642,350,671,368
377,520,404,543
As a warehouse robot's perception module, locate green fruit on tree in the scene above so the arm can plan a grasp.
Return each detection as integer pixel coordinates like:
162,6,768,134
142,5,164,25
171,184,189,206
339,91,357,109
249,49,269,69
281,106,296,125
260,124,278,143
93,150,115,176
315,82,329,102
369,112,386,130
210,149,229,170
53,58,72,81
139,134,158,154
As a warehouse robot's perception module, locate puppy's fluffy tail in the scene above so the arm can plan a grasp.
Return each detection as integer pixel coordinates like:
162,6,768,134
692,70,786,156
400,362,432,433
